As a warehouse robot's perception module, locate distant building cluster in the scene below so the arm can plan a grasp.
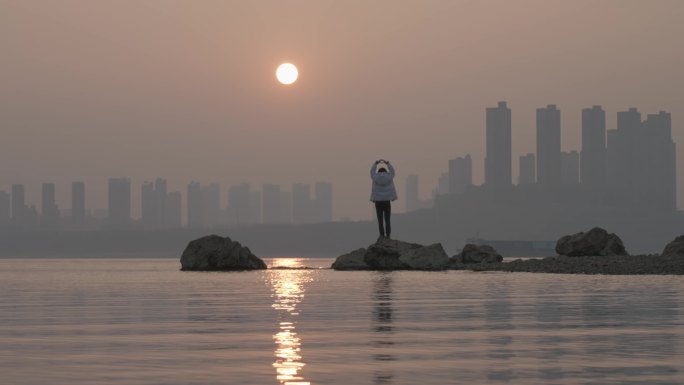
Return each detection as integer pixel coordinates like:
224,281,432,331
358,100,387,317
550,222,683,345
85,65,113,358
406,102,676,212
0,179,333,230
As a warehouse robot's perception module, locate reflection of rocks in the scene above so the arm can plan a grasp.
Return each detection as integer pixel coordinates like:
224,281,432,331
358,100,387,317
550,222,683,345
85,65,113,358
332,238,450,271
555,227,627,257
180,235,267,271
662,235,684,257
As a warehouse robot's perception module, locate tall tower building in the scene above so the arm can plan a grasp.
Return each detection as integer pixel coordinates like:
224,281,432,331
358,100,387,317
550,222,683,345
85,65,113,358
642,111,676,210
0,190,10,226
485,101,512,187
11,184,26,226
108,178,131,227
279,191,292,224
41,183,59,226
448,155,472,195
536,104,561,186
581,105,606,187
71,182,85,227
406,174,419,213
518,153,536,185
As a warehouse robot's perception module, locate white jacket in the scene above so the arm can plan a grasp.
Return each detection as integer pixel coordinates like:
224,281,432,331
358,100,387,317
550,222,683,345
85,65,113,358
370,162,398,202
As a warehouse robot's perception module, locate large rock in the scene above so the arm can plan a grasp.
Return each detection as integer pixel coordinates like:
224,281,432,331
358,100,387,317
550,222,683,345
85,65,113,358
398,243,450,270
555,227,627,257
363,238,421,270
180,235,267,271
331,238,450,271
662,235,684,257
453,244,503,264
331,248,370,270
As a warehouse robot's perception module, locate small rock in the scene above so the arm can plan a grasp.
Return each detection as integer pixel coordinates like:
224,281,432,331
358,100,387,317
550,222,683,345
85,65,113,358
363,238,422,270
555,227,627,257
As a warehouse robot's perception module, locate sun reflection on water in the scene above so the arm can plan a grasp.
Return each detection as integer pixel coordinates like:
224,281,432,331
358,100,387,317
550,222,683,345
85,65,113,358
268,258,314,385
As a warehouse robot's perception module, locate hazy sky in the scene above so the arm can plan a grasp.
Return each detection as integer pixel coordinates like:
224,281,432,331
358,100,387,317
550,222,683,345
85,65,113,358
2,0,683,220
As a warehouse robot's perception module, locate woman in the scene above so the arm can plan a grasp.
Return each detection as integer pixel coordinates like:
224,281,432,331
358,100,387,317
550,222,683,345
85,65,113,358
370,159,397,238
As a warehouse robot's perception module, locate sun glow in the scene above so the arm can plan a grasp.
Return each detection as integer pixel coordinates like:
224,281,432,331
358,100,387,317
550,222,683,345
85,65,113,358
276,63,298,85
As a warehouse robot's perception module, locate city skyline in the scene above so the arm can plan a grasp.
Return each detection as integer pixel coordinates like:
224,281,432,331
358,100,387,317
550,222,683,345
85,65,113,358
1,102,676,227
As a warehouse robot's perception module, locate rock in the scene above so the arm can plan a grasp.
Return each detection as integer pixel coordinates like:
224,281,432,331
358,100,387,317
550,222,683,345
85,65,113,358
399,243,450,270
555,227,627,257
662,235,684,257
180,234,267,271
363,238,422,270
331,248,370,270
332,238,449,271
454,244,503,264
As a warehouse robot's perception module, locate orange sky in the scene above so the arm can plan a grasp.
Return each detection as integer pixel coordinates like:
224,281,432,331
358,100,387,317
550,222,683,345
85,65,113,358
2,0,683,220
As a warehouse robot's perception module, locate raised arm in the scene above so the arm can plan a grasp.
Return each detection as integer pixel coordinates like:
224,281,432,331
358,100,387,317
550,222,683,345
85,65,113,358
388,162,396,178
370,160,378,179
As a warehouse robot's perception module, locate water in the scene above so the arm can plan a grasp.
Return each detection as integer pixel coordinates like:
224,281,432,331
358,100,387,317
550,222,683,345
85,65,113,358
1,258,683,385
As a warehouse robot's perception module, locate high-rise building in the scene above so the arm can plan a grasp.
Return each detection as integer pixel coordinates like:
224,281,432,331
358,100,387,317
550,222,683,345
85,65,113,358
41,183,59,227
187,182,203,228
11,184,26,226
108,178,131,227
642,111,676,210
518,153,536,185
615,107,642,194
536,104,561,186
165,191,182,228
406,174,419,212
581,105,606,187
448,155,472,195
262,184,282,224
485,101,512,187
314,182,333,222
0,190,10,226
71,182,85,227
561,151,580,185
606,129,619,190
141,178,169,228
292,183,312,224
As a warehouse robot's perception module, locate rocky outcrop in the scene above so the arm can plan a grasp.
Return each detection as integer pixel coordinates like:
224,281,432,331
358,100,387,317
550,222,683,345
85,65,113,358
332,238,450,271
555,227,627,257
180,235,267,271
452,244,503,264
662,235,684,258
331,248,370,270
398,242,451,270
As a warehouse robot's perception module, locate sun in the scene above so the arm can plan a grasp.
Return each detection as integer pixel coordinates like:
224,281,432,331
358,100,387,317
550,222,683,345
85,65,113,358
276,63,298,85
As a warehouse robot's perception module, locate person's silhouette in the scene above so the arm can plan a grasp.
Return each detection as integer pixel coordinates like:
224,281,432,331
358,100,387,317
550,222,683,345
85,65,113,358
370,159,397,239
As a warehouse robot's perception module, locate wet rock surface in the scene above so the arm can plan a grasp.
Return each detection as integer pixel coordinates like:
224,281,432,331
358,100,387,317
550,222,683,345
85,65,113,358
332,238,450,271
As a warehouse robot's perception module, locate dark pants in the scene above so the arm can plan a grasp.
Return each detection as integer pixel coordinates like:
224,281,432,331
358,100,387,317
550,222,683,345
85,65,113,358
374,201,391,237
